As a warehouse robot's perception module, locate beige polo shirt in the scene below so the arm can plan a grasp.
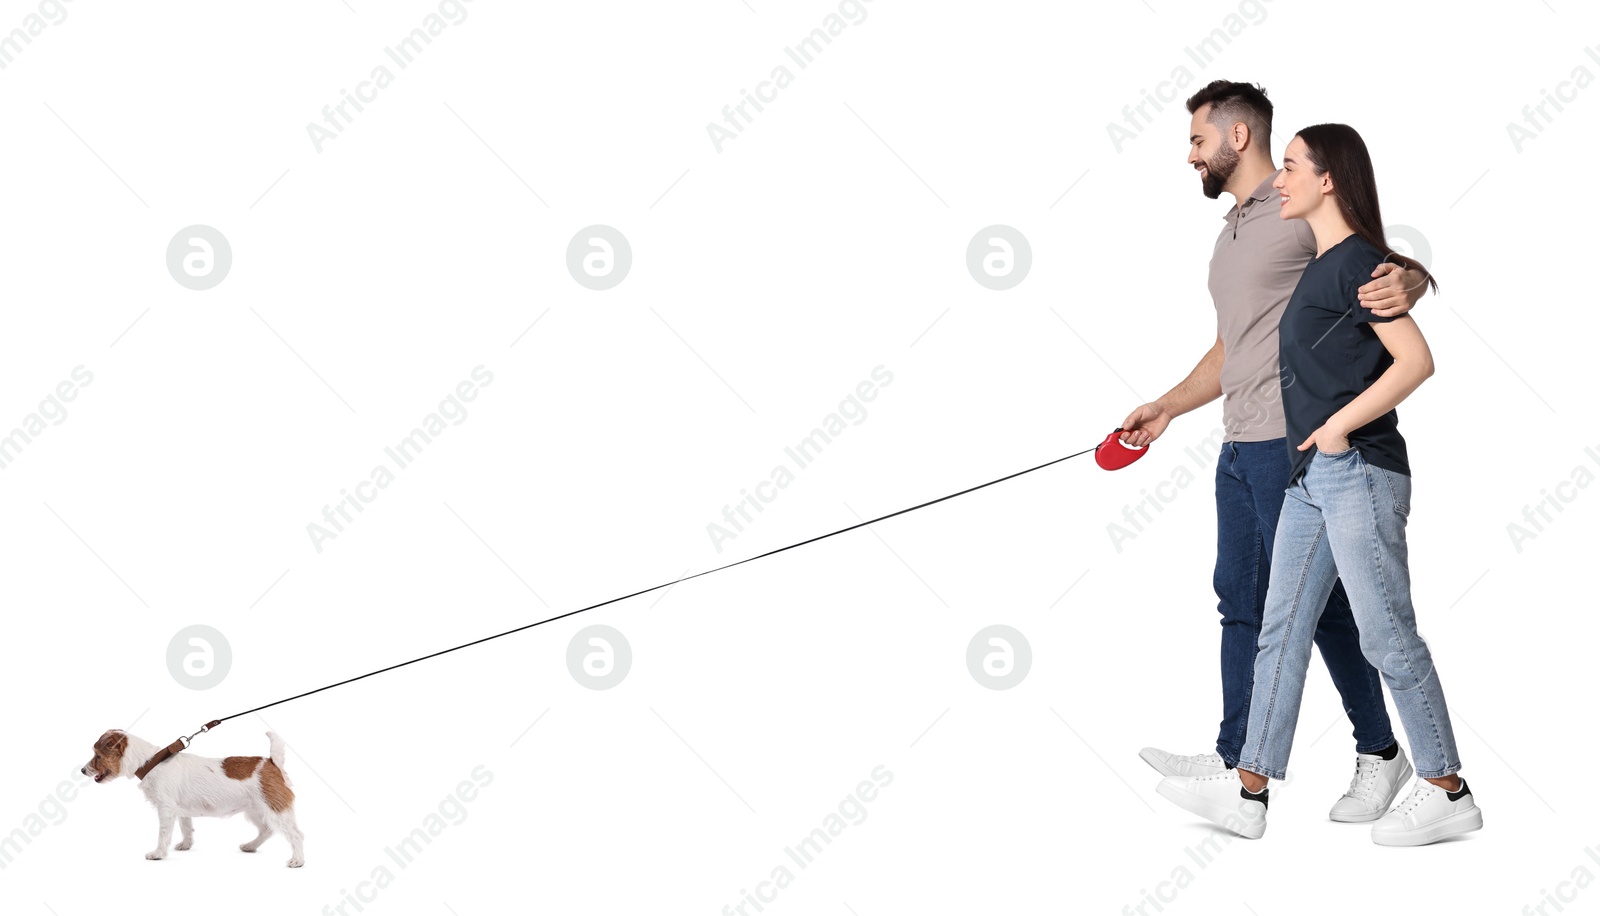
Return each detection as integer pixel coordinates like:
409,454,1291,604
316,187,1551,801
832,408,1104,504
1209,169,1319,442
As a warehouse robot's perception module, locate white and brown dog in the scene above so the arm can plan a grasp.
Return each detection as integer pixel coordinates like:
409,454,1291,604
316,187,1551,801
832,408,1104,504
82,728,306,867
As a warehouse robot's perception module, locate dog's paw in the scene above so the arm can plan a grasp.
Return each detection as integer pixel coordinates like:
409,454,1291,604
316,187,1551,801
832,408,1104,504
286,856,304,868
175,840,193,851
240,843,258,853
145,849,167,860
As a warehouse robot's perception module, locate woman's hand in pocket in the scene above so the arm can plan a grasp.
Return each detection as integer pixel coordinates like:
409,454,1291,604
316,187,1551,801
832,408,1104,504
1298,425,1350,454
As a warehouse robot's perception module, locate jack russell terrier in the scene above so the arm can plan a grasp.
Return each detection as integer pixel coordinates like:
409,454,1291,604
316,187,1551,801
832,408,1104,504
82,728,306,867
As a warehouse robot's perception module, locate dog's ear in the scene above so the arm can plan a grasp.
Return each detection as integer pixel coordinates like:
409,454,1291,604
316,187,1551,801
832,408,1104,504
95,730,128,756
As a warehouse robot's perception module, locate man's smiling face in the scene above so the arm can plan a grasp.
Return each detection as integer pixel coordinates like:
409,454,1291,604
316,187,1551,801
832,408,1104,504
1187,103,1239,200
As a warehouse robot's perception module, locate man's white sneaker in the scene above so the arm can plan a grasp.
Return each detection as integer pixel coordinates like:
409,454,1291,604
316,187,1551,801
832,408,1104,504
1156,771,1268,839
1329,745,1413,823
1139,747,1227,779
1370,777,1483,846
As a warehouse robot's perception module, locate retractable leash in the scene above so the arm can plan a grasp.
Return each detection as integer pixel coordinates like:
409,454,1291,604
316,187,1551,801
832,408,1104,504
1093,427,1149,471
136,428,1150,774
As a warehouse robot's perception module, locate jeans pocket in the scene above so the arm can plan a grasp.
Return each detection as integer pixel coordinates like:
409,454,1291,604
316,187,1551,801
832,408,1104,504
1315,445,1356,458
1380,467,1411,517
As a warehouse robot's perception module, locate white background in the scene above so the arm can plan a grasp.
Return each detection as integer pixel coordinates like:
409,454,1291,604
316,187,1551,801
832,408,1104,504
1,0,1595,913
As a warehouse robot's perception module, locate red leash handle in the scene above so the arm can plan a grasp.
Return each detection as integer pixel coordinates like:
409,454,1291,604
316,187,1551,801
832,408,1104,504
1095,427,1149,471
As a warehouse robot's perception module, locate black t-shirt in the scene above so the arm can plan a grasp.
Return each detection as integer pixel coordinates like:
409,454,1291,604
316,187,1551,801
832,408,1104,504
1279,233,1410,485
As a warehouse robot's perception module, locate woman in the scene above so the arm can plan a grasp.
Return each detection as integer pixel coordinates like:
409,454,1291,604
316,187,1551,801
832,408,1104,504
1156,123,1482,846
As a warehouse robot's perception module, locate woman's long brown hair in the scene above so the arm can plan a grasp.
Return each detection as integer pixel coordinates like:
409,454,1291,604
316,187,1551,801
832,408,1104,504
1296,123,1439,294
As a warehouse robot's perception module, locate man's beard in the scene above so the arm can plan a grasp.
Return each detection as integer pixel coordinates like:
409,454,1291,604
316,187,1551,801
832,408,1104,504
1201,143,1239,199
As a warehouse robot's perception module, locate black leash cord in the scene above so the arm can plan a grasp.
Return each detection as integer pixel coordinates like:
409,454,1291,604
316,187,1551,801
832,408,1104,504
216,441,1102,725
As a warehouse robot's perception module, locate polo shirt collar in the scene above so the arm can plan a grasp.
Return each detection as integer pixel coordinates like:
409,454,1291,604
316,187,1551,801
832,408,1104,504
1223,169,1281,219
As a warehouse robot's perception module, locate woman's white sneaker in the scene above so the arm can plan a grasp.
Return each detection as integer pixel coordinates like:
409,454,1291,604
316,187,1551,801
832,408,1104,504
1156,771,1268,839
1139,747,1228,778
1370,777,1483,846
1329,745,1413,823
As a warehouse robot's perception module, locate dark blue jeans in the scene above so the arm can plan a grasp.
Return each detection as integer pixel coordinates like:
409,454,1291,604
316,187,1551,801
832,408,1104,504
1213,438,1395,766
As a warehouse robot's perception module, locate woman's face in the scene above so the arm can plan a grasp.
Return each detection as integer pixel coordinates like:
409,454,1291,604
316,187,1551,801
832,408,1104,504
1273,135,1328,221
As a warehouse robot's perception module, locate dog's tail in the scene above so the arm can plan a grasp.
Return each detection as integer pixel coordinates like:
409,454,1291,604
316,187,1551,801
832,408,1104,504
266,731,294,786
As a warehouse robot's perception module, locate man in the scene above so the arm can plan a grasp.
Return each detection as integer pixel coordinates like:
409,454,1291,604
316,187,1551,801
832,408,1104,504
1124,81,1428,823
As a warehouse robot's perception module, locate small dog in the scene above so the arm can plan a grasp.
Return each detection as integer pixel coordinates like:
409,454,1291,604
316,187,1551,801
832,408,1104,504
82,728,306,867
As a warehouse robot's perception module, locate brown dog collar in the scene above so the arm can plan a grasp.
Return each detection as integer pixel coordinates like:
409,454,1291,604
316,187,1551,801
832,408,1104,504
134,720,221,780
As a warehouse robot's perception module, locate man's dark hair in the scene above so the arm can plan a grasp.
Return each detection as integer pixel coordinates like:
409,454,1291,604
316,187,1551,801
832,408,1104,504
1185,81,1273,149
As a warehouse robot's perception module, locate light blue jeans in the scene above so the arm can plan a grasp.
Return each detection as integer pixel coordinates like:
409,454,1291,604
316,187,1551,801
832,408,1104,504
1235,446,1462,780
